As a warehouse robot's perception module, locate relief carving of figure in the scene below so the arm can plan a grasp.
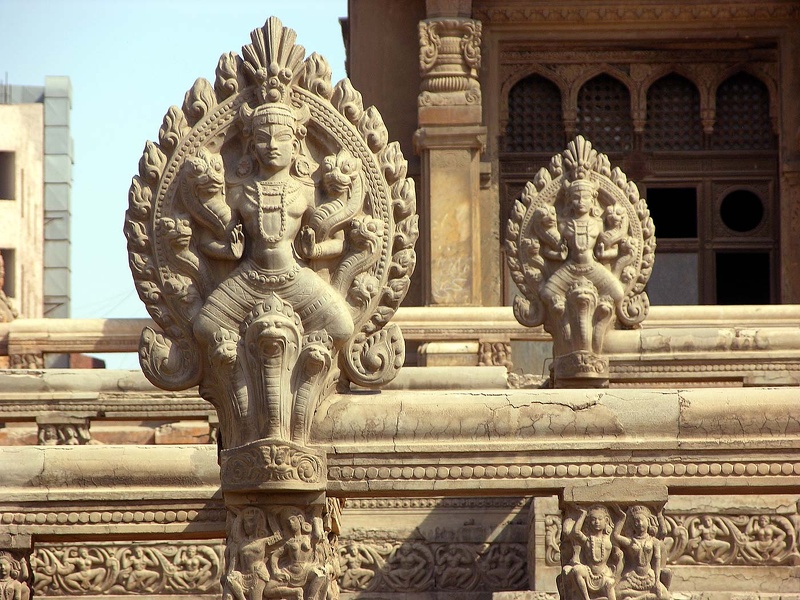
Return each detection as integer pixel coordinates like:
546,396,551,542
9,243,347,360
0,553,29,600
435,545,477,590
126,17,417,462
62,548,115,592
506,136,655,387
120,547,160,592
224,507,278,600
612,506,670,600
687,516,731,563
563,505,620,600
741,515,787,562
339,544,376,590
268,508,329,600
172,545,215,590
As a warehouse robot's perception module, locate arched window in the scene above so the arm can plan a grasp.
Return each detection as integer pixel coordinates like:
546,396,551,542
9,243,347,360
644,74,703,151
505,74,563,152
576,74,632,152
712,73,774,150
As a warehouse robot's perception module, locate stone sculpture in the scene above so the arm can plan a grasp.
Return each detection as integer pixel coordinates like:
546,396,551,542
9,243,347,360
125,16,417,457
505,136,655,387
124,17,417,600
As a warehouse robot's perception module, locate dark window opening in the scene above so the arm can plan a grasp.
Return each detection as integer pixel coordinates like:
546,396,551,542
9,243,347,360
720,190,763,233
576,74,633,152
716,252,770,304
0,248,15,297
0,152,15,200
505,74,564,153
645,187,697,238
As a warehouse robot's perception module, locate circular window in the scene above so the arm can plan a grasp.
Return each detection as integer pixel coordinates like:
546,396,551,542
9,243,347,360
720,190,763,233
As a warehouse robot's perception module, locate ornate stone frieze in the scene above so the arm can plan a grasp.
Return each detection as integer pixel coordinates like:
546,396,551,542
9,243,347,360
31,542,222,596
0,551,31,600
337,540,527,592
478,341,513,370
36,419,95,446
222,503,339,600
560,503,672,600
505,136,655,387
9,353,43,370
418,17,482,107
664,514,799,566
124,17,417,464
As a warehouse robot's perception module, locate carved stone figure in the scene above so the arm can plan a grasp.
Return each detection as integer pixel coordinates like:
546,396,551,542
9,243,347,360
338,544,373,590
223,507,276,600
687,516,731,563
172,545,215,590
62,548,115,592
0,552,30,600
563,505,620,600
125,17,417,468
435,544,477,590
505,136,655,387
120,546,159,592
612,505,670,600
741,515,787,562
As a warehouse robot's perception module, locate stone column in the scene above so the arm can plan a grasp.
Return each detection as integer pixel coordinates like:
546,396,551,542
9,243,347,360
779,27,800,302
414,0,486,307
559,482,671,600
0,533,33,600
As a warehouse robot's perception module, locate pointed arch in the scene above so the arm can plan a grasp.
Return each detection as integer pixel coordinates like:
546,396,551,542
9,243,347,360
712,71,775,150
504,72,564,152
644,73,703,151
575,73,633,152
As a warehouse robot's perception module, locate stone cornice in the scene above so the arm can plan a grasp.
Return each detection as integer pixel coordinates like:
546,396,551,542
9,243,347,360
474,1,800,26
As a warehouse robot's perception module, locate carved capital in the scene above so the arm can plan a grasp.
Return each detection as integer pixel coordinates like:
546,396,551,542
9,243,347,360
418,17,482,107
505,136,655,388
220,438,326,492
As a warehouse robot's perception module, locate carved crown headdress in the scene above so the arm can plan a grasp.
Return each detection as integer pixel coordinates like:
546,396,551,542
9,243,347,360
239,19,309,136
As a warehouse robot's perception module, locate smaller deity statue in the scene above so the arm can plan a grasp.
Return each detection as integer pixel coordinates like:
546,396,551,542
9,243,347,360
687,516,730,563
339,544,375,590
173,545,215,590
742,515,787,562
564,505,620,600
0,553,29,600
120,547,160,592
612,506,670,600
505,136,654,387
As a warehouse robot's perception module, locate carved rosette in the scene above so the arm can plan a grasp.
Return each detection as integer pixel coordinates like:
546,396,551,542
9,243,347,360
560,503,671,600
505,136,655,387
418,18,482,106
124,18,418,463
220,438,325,491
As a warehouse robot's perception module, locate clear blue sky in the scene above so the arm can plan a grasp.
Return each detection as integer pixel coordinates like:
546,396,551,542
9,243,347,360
1,0,347,367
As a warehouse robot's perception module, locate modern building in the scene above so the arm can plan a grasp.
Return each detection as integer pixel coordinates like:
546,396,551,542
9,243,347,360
0,76,72,320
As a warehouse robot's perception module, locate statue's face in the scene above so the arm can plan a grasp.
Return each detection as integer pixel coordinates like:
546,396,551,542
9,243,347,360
569,183,595,215
0,558,9,579
588,508,608,532
759,516,769,527
243,508,260,534
633,513,649,535
254,123,296,172
187,546,197,557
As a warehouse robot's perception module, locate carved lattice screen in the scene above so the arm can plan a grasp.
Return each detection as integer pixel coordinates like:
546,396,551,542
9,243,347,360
644,74,703,151
576,74,632,152
712,73,774,150
505,74,563,152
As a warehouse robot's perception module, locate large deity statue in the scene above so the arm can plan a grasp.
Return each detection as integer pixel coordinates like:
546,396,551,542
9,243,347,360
124,17,418,476
505,136,655,387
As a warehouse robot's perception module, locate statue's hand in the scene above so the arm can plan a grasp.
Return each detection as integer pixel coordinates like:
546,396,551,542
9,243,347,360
274,571,289,583
230,224,244,258
299,226,316,259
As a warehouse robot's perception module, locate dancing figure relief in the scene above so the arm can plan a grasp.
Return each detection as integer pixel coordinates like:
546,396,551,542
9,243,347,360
125,17,418,459
506,136,655,387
